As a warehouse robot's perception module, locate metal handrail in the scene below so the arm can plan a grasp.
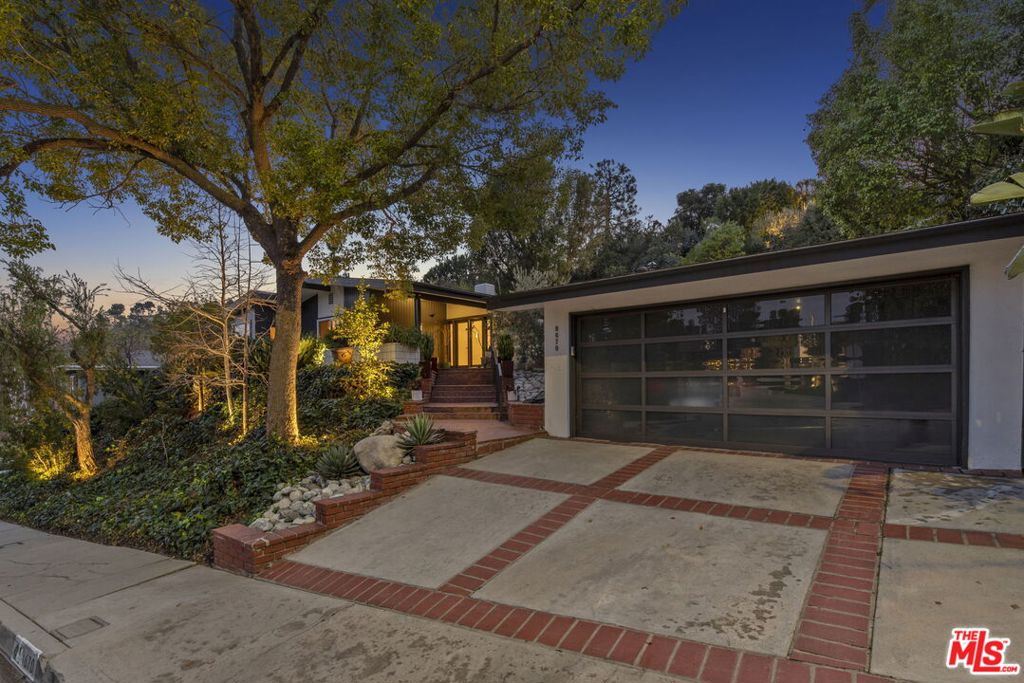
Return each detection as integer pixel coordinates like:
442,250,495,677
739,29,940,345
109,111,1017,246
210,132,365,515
490,345,504,408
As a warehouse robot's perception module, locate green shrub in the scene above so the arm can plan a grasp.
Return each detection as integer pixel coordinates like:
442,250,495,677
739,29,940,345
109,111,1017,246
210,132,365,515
0,344,417,562
385,325,434,359
388,362,421,390
26,443,72,481
249,336,325,377
496,333,514,361
316,443,363,480
397,414,445,456
297,336,327,368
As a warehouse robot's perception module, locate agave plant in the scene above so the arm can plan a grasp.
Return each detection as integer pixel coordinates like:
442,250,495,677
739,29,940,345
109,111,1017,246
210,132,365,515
397,414,446,457
316,443,363,480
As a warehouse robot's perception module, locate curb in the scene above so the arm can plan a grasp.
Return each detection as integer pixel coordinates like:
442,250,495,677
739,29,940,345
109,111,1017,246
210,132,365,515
0,619,61,683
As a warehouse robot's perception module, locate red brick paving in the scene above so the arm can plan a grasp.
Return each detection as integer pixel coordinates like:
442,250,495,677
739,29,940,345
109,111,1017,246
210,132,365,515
790,464,886,672
883,522,1024,550
256,446,927,683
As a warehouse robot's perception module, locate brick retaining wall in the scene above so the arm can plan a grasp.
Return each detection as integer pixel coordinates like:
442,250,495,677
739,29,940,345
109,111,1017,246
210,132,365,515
213,431,477,574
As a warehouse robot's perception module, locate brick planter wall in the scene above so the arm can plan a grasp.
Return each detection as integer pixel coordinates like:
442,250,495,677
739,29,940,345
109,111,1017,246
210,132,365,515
212,522,327,575
403,400,424,414
213,431,478,574
508,402,544,430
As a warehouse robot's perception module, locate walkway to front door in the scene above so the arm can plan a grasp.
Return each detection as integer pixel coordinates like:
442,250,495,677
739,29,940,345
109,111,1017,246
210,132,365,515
261,438,1024,683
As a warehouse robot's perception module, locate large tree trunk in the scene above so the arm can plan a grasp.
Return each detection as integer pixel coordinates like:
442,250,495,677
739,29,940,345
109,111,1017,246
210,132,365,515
266,264,304,441
70,415,97,476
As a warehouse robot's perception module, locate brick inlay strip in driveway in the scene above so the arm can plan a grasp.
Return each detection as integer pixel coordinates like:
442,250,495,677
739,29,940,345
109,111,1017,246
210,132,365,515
259,558,898,683
790,464,888,672
882,523,1024,549
437,445,676,596
446,463,834,531
437,494,597,596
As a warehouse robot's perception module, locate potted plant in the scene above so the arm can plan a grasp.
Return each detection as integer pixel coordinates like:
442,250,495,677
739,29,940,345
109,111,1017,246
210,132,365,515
324,328,354,364
410,378,424,402
496,333,515,378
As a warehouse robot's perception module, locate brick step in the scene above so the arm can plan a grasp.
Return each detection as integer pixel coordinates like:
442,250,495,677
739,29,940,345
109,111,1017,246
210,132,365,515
430,387,497,400
423,403,502,420
430,397,497,404
434,369,494,386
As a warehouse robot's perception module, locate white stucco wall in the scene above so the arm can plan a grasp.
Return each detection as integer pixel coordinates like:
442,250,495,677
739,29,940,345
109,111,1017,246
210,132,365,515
536,237,1024,471
314,285,345,320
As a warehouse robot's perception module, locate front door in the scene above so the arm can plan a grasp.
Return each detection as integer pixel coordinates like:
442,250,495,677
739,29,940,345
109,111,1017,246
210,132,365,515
448,316,490,367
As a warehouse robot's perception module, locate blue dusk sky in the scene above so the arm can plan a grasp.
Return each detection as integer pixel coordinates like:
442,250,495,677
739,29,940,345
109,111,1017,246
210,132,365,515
23,0,862,302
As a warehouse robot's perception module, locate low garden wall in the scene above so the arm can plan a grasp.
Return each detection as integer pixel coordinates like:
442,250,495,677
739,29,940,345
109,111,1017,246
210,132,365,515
213,431,477,575
507,401,544,431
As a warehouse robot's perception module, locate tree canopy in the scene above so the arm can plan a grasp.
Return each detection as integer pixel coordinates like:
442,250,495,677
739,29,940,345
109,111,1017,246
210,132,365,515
0,0,679,439
808,0,1024,235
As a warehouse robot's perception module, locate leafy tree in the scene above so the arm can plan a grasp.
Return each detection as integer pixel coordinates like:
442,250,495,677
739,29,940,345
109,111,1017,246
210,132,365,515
663,183,726,254
423,252,497,291
969,81,1024,276
714,178,799,239
332,287,393,400
0,263,109,475
769,205,846,250
684,221,747,264
0,0,679,441
808,0,1024,235
428,158,664,289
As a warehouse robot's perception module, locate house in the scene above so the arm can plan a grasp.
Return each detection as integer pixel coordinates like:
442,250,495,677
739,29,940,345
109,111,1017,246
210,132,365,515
489,213,1024,472
243,277,495,367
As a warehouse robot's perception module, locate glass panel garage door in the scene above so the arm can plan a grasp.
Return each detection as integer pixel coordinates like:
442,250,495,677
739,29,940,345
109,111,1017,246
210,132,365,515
574,274,960,465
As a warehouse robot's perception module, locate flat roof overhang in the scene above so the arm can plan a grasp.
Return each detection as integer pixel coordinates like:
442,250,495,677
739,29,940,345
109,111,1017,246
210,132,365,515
489,213,1024,311
302,277,489,308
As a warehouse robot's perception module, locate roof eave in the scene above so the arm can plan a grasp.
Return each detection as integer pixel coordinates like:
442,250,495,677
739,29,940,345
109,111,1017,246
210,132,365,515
489,213,1024,310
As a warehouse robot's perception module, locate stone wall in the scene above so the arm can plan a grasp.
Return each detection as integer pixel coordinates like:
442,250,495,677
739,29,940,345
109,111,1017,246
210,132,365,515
513,369,544,403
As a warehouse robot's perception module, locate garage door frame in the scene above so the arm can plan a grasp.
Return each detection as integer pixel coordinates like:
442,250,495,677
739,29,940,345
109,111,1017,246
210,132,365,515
570,267,969,466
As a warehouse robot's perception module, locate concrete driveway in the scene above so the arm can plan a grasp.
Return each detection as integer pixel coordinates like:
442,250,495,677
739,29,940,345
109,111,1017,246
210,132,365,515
3,441,1021,683
277,438,1024,683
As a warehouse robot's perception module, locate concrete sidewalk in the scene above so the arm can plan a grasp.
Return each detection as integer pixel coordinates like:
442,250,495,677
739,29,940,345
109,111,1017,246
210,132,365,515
0,522,663,683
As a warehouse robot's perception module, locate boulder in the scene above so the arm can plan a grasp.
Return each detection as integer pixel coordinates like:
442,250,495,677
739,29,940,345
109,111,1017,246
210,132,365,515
250,518,274,532
371,420,396,436
354,434,405,472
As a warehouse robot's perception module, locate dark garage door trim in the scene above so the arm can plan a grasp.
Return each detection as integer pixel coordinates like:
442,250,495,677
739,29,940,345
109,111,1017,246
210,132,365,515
571,270,966,466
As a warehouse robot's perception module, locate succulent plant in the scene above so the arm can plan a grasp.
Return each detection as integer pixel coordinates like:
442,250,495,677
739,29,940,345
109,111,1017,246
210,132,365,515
397,414,446,456
316,443,363,480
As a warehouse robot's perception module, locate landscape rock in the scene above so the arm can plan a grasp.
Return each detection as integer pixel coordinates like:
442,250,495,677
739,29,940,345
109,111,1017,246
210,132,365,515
252,464,400,532
371,420,396,436
353,434,405,472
